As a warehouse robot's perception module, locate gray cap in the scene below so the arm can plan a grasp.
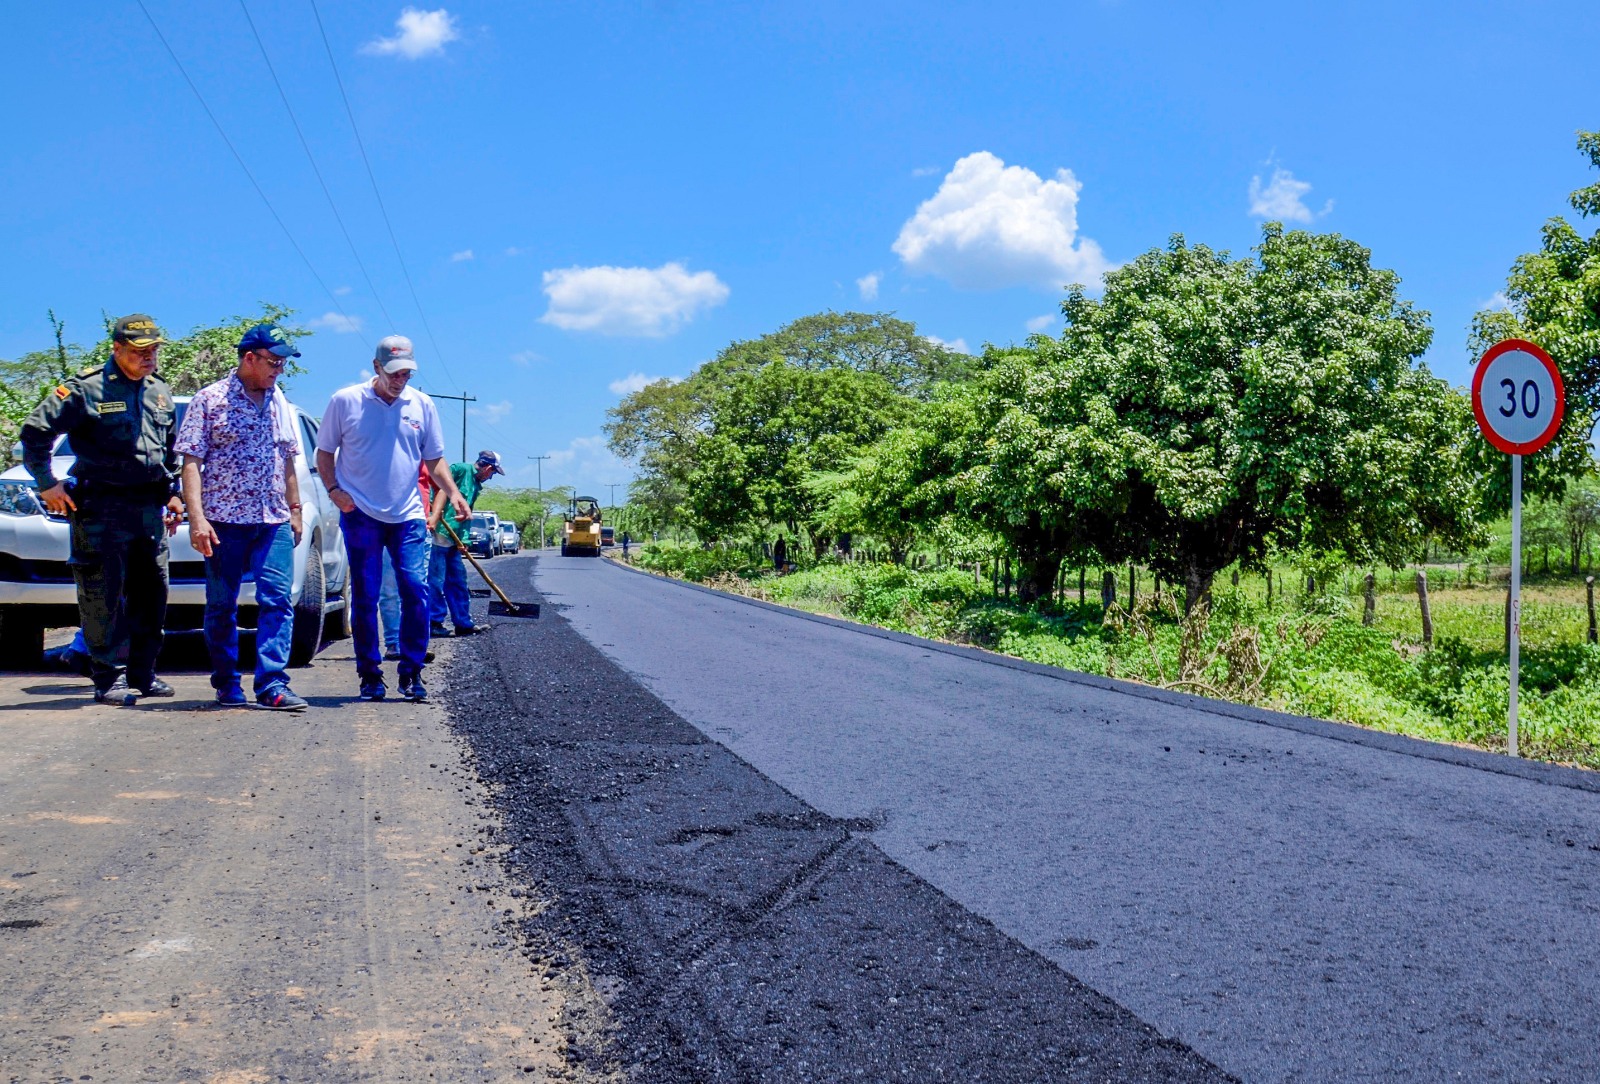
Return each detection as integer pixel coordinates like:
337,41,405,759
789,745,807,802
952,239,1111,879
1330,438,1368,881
375,335,417,373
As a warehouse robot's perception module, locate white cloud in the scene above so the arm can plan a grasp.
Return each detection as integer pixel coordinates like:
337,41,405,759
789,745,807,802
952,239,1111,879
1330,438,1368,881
311,312,364,334
540,262,729,337
543,435,635,494
608,372,674,396
362,8,459,59
925,334,970,355
333,285,353,296
468,400,513,424
1481,290,1512,312
912,166,942,177
451,249,474,262
504,246,524,257
1248,166,1330,223
510,350,543,366
893,151,1110,291
1026,314,1056,333
856,272,881,301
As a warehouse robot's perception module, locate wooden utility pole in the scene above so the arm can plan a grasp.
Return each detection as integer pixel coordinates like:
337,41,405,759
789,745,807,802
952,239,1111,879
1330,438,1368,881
429,391,478,463
528,455,550,550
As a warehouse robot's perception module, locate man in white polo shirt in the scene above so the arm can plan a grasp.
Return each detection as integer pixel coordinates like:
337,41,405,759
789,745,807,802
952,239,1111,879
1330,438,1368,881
315,335,469,702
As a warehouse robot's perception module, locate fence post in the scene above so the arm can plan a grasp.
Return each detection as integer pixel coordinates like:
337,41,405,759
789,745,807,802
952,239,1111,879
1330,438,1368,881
1100,569,1117,611
1588,576,1596,645
1004,557,1012,601
1266,568,1274,609
1128,562,1136,611
1307,572,1315,596
1078,567,1086,604
1416,570,1433,647
1363,572,1376,627
1231,570,1240,588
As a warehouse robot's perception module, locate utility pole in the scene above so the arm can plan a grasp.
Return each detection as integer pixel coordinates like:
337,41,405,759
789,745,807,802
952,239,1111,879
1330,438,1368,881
605,482,622,512
429,391,477,462
528,455,550,550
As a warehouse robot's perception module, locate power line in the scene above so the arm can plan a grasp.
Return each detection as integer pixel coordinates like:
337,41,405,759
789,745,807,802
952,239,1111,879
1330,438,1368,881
307,0,463,393
236,0,397,333
135,0,363,342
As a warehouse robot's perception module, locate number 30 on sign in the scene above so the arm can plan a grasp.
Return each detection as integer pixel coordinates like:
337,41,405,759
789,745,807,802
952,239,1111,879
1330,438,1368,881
1471,338,1564,455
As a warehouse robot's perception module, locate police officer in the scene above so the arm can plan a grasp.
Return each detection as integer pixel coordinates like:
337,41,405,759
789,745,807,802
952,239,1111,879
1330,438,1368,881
21,314,184,704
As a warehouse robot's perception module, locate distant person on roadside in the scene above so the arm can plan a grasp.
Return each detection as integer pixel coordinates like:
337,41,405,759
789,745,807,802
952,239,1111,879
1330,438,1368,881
315,336,469,703
20,313,184,706
427,450,503,637
773,534,787,574
621,532,631,560
175,323,307,711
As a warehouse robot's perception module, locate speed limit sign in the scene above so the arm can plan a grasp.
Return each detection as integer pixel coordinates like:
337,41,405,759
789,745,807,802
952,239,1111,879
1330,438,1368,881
1470,337,1565,760
1472,338,1564,454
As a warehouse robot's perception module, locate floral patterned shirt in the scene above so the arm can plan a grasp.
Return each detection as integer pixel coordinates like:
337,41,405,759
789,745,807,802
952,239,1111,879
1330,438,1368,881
173,374,298,524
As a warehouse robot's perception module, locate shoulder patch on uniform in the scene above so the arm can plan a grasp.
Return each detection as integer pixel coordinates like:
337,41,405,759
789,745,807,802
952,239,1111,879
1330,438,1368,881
54,385,71,400
96,401,127,415
78,365,99,378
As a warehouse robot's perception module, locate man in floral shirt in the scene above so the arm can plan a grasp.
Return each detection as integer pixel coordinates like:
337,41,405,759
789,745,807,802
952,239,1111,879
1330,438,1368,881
174,323,307,711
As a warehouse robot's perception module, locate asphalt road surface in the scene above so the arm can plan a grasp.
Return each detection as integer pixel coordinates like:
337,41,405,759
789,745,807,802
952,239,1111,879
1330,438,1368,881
514,552,1600,1083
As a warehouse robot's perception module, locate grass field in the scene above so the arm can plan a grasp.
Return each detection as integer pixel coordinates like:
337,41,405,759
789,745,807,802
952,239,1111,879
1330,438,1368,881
625,544,1600,772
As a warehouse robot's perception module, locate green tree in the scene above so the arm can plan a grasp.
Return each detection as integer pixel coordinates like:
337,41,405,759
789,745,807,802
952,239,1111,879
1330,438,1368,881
712,311,972,396
1471,130,1600,501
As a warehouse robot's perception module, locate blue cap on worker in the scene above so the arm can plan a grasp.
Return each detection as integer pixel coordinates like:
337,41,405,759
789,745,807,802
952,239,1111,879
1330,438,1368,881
236,323,301,358
476,450,505,476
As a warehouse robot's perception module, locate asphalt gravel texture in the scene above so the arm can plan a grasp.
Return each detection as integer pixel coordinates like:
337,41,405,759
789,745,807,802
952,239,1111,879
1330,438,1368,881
437,558,1233,1083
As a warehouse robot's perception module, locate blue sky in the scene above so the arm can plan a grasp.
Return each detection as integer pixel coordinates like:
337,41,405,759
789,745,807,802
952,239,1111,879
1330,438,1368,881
3,1,1598,497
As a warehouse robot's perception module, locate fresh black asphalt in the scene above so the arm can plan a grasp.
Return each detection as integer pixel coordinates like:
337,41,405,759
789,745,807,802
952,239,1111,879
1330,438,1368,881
438,556,1233,1082
518,553,1600,1083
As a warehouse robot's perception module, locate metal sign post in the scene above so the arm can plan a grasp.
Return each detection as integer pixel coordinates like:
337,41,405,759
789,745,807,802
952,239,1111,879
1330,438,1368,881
1471,339,1564,758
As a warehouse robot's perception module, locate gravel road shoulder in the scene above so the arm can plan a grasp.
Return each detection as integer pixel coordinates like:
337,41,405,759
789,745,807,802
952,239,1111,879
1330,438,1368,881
1,639,602,1084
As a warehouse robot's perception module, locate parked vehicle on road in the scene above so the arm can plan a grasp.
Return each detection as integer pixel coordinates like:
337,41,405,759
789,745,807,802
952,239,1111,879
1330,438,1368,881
0,396,350,669
499,522,520,554
464,514,497,559
601,526,615,549
481,511,503,555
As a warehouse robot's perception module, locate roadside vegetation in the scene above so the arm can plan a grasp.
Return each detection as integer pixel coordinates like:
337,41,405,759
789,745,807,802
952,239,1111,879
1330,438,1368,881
604,131,1600,770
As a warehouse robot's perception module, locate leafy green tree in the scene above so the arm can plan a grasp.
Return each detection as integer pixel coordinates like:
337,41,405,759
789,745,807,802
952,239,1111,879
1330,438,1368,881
712,311,972,396
1472,130,1600,501
1562,472,1600,573
1049,226,1484,610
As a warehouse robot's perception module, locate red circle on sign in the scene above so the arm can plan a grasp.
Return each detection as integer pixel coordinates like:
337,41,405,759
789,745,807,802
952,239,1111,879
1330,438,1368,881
1471,338,1565,455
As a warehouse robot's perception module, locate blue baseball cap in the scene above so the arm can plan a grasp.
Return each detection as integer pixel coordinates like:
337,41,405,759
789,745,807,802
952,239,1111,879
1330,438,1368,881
475,450,505,476
237,323,301,358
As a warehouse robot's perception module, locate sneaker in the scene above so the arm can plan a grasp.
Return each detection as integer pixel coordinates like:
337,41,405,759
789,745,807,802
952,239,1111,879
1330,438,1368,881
93,676,135,706
399,675,427,702
454,623,490,636
216,684,248,707
132,677,175,698
384,648,401,661
428,624,453,638
257,685,308,712
358,678,387,702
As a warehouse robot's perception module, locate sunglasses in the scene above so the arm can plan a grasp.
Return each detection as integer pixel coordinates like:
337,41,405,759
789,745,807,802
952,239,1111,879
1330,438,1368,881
251,350,290,369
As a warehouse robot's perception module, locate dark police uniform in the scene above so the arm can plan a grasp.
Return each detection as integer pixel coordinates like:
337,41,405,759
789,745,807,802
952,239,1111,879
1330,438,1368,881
20,359,179,691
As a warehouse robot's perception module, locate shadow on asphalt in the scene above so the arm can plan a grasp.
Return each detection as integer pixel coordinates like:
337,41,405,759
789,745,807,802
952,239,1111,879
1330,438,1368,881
438,556,1238,1083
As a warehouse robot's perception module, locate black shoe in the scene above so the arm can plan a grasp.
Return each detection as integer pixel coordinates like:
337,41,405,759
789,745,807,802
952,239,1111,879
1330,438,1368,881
429,624,453,638
384,649,401,661
93,676,135,706
399,675,427,702
132,677,175,698
359,678,387,702
455,623,491,635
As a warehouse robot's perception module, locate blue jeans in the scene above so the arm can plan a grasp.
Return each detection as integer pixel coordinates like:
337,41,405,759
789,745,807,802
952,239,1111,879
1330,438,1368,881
379,551,400,650
203,522,294,696
341,508,429,681
429,543,475,629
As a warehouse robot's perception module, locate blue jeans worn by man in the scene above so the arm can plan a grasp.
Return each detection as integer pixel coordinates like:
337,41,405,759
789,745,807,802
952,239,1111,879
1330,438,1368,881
204,522,295,698
343,507,430,689
429,541,476,631
379,549,401,654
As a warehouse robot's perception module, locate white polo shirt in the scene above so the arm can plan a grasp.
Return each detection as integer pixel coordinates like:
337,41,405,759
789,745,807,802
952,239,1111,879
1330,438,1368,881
315,380,446,523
